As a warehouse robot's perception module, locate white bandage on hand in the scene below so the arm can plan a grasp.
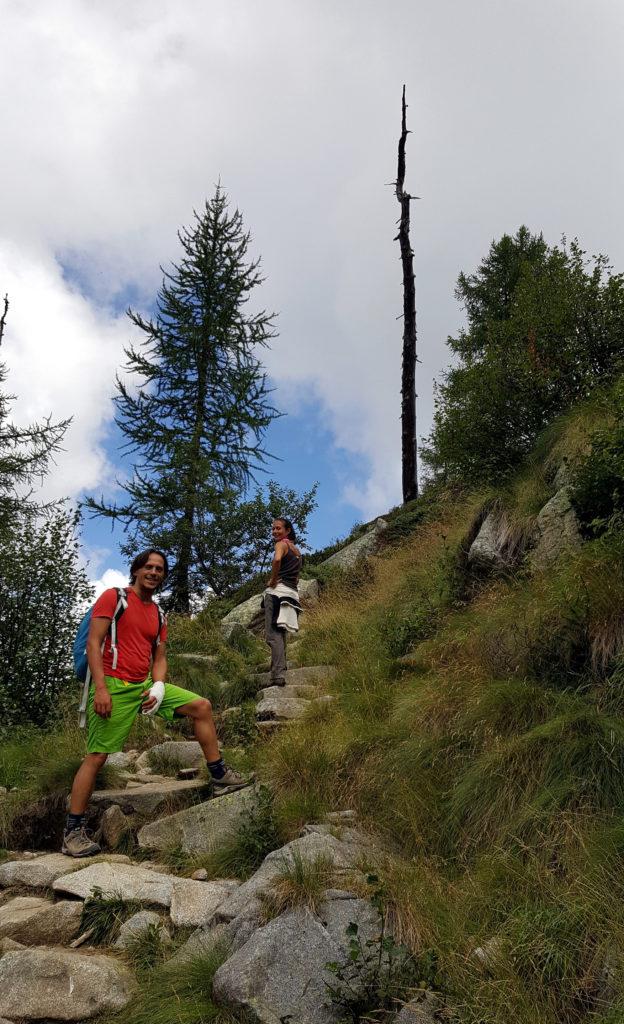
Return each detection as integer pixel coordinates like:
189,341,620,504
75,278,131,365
142,680,165,715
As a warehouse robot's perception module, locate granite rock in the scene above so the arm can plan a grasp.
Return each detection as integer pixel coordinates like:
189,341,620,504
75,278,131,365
0,948,136,1020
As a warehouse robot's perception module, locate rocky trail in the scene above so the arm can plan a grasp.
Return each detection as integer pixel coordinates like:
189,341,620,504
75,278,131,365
0,520,436,1023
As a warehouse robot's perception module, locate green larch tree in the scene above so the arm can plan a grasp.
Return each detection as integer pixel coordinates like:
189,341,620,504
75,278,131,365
85,186,280,612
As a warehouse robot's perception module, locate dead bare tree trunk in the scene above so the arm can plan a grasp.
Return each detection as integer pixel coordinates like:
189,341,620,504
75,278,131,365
395,85,418,503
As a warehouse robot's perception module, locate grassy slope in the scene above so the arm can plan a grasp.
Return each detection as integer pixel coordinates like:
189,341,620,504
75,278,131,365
257,406,624,1024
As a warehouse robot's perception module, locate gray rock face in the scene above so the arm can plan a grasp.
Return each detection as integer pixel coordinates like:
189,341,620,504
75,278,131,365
169,879,239,928
0,853,131,890
114,910,168,950
530,487,582,568
100,805,131,850
137,786,258,855
90,777,211,816
212,907,342,1024
53,862,176,907
0,896,82,946
319,519,388,571
256,696,311,721
0,948,136,1019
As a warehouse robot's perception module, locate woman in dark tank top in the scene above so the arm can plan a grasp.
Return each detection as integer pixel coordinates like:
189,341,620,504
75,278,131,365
264,517,302,686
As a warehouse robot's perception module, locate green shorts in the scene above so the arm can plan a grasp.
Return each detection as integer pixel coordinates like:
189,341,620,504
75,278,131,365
87,676,202,754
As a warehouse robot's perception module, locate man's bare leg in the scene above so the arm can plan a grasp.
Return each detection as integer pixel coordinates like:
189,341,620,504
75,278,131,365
176,698,251,790
69,753,108,814
63,753,108,857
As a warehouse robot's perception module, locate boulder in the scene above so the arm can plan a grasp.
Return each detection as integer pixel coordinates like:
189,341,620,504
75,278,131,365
467,510,509,571
90,777,211,816
319,519,388,571
136,741,204,773
0,948,136,1019
221,593,264,632
530,487,582,568
0,896,82,946
256,696,311,721
169,879,239,928
298,578,320,605
114,910,169,950
53,862,176,907
100,805,132,850
137,786,258,855
106,750,139,770
216,831,365,923
212,907,342,1024
0,853,131,890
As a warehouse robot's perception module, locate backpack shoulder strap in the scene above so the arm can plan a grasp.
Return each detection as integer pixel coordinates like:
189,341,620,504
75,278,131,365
108,587,128,672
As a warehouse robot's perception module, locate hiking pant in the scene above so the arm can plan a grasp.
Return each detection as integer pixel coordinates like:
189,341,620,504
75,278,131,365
265,595,287,684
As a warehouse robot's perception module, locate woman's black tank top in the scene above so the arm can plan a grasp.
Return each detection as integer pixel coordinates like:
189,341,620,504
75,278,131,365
278,542,302,589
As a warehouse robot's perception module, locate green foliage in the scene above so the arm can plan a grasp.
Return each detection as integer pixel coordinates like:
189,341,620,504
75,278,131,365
193,479,318,598
572,377,624,537
423,227,624,485
201,784,281,879
84,185,282,613
80,887,141,944
0,506,92,730
324,877,426,1023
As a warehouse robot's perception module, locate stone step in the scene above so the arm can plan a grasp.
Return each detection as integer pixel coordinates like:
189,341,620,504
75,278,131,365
253,665,336,688
257,683,320,701
256,696,312,721
0,853,132,890
90,778,211,817
138,786,259,855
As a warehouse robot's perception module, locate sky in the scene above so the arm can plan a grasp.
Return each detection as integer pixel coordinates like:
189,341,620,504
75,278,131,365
2,0,624,591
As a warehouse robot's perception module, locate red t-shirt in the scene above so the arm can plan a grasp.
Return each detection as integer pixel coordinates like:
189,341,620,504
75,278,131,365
92,588,167,683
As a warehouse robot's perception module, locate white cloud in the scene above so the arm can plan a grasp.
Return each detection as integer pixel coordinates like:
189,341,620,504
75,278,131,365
1,0,624,527
90,568,128,601
0,244,133,503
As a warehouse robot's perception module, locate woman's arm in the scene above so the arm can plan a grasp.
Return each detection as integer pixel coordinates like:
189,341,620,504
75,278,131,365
268,540,288,588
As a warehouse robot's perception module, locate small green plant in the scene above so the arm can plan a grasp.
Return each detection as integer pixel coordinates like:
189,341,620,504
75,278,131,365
124,923,169,972
261,849,335,918
324,876,426,1023
80,887,141,944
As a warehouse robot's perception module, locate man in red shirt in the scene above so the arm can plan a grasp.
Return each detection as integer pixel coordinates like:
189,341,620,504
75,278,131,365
63,549,249,857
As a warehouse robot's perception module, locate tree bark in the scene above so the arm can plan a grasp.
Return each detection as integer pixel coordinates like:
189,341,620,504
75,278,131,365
395,86,418,502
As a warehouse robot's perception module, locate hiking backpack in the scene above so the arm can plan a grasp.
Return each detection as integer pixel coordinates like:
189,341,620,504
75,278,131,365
74,587,165,728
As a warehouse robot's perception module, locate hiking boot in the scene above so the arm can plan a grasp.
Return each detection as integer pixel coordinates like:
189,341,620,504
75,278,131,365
211,765,253,793
62,826,101,858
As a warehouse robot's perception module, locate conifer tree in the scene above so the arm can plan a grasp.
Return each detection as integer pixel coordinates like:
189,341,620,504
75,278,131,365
85,187,280,612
